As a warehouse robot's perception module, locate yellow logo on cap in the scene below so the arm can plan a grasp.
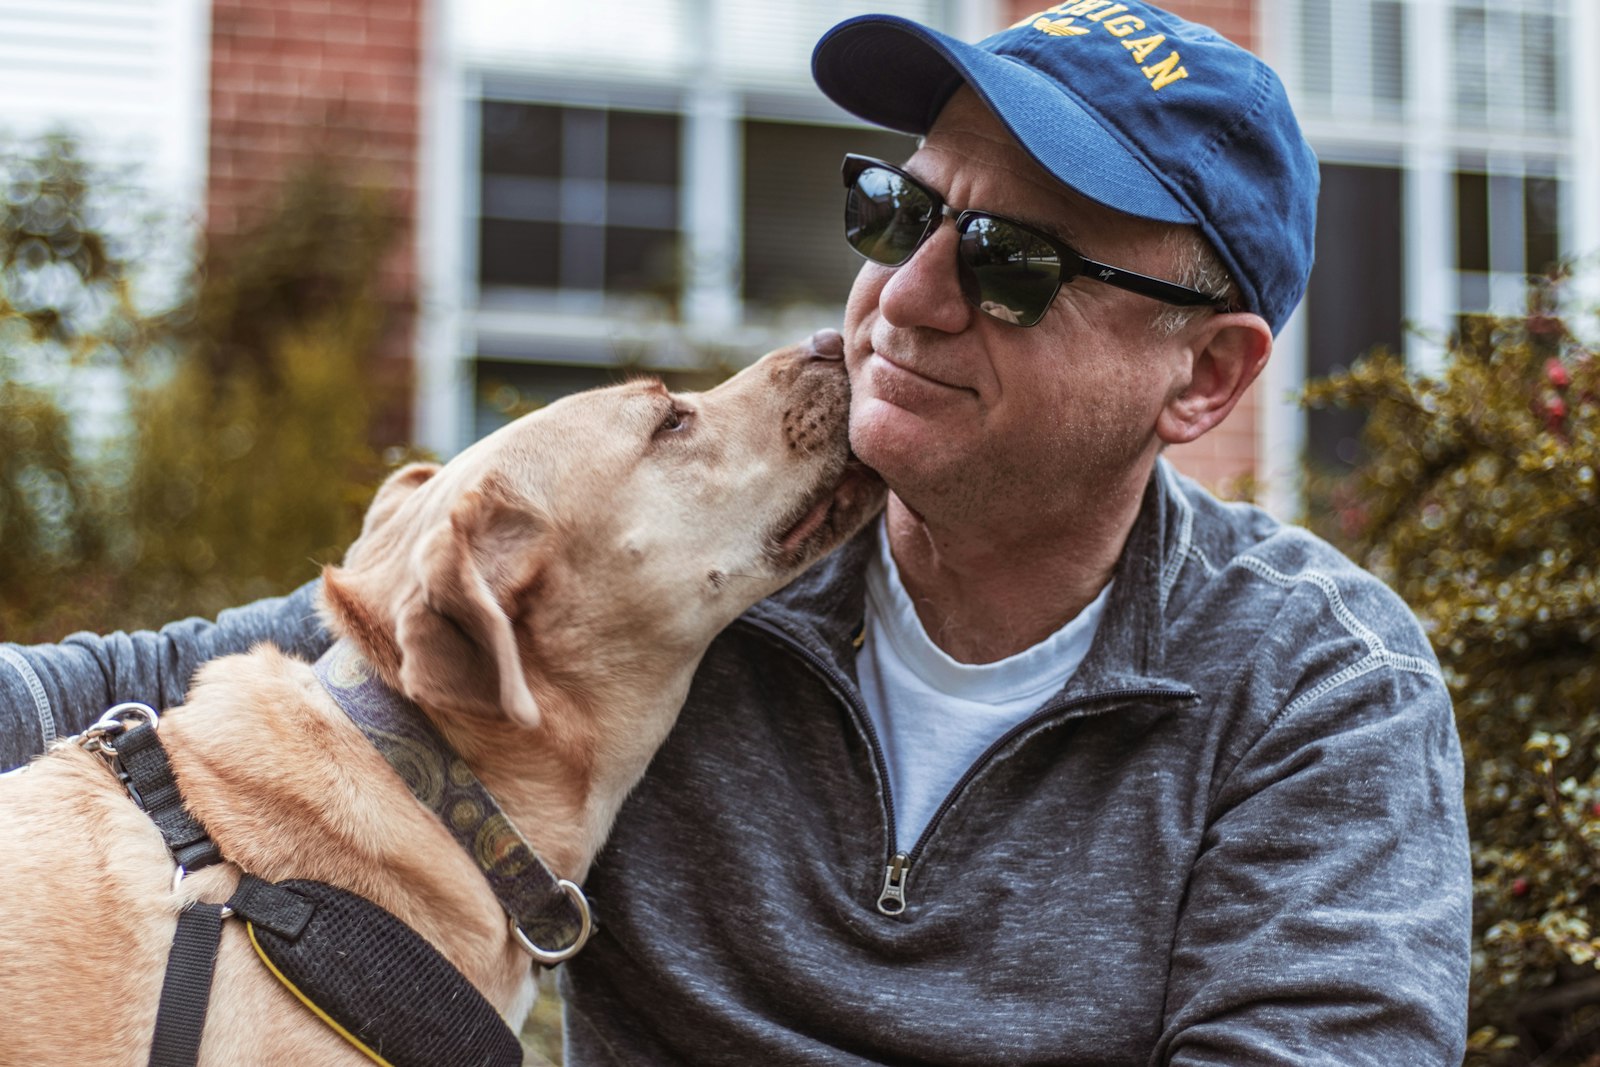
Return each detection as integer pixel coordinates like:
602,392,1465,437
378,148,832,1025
1033,17,1090,36
1009,1,1191,92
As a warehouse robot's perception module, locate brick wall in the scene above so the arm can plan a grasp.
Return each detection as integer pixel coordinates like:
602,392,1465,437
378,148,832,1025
207,0,425,438
1002,0,1262,492
1155,0,1255,50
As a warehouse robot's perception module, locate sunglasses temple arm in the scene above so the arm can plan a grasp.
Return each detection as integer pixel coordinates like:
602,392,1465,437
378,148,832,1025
1075,256,1226,309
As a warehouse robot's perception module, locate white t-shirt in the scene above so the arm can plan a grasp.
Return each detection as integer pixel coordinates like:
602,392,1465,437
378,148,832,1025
857,519,1111,850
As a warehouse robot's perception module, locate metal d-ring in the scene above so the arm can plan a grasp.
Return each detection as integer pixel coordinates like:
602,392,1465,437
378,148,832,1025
79,702,160,755
509,879,593,965
98,702,160,732
172,870,232,921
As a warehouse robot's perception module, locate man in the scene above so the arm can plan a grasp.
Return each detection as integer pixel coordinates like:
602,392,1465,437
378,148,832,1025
2,3,1470,1063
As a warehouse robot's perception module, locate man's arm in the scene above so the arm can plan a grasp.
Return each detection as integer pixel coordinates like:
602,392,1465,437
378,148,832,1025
0,579,331,771
1155,661,1471,1065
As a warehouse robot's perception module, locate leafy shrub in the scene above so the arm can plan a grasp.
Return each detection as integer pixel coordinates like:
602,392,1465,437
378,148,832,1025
117,163,410,625
0,134,172,638
1304,278,1600,1065
0,136,410,641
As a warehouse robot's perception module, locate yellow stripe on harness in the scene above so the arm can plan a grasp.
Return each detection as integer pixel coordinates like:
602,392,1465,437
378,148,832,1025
246,921,397,1067
236,876,523,1065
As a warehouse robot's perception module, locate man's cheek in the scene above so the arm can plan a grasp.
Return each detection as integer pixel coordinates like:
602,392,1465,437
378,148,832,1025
843,262,890,325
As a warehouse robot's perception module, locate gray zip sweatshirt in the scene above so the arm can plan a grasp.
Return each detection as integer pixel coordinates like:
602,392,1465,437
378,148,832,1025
0,461,1471,1064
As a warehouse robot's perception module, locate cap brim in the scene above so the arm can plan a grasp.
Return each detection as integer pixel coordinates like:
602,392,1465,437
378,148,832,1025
812,15,1195,225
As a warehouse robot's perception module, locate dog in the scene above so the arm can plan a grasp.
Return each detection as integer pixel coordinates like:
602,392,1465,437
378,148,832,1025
0,336,884,1065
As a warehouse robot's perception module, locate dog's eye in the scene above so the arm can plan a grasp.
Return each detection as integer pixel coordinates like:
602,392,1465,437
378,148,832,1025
655,407,692,437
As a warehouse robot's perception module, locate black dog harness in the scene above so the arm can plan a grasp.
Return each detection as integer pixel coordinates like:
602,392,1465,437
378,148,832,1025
81,644,592,1067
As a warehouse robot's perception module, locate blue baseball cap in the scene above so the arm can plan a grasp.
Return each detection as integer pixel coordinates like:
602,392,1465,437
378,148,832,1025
811,4,1319,334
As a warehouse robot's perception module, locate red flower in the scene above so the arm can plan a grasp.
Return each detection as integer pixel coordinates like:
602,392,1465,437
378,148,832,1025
1512,877,1530,897
1546,358,1571,389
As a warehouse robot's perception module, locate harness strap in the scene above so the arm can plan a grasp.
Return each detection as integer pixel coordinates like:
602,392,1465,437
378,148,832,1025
115,723,223,873
229,873,317,938
93,703,529,1066
149,873,525,1067
144,876,322,1067
147,902,226,1067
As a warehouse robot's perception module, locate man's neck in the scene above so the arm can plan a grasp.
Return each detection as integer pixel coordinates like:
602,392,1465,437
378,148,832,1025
884,464,1152,664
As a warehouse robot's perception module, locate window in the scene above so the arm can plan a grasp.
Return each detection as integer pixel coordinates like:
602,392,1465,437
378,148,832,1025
1521,11,1562,122
1454,164,1563,290
1294,0,1406,119
1451,4,1488,121
1524,175,1561,275
741,119,915,310
1451,1,1566,132
1306,163,1405,470
1282,0,1576,475
1370,1,1405,106
1291,0,1568,130
1455,170,1490,274
478,101,682,303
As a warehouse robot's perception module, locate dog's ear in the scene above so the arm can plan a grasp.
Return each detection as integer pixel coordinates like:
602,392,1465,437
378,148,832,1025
396,484,546,729
360,462,441,539
322,462,446,656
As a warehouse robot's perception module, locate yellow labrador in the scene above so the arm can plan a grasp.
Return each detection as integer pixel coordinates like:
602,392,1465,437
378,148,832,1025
0,338,883,1065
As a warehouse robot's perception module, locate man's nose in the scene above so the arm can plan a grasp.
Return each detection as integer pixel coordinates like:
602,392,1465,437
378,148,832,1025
876,217,972,334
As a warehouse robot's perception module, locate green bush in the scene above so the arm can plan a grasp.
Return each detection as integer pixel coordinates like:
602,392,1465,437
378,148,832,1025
1,134,168,638
0,136,410,642
1305,279,1600,1065
117,162,409,625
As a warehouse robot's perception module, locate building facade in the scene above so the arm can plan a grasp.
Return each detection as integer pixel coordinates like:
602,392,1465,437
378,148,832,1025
3,0,1596,513
1267,0,1598,515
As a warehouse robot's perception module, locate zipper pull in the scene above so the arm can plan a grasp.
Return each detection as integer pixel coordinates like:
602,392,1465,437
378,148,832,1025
877,852,911,916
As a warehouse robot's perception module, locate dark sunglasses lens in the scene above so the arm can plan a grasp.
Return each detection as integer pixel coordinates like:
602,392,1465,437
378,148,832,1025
845,166,935,267
958,216,1063,327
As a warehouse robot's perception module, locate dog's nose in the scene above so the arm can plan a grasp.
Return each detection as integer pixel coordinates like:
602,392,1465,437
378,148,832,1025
806,329,845,362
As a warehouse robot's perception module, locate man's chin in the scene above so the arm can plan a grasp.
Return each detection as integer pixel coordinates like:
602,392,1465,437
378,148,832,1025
846,406,911,481
850,392,951,446
848,426,945,511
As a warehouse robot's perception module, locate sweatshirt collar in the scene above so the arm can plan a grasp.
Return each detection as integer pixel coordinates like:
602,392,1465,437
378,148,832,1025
743,458,1197,700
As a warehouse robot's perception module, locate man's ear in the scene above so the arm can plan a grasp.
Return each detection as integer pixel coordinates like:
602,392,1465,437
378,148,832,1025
395,486,545,729
1156,312,1274,446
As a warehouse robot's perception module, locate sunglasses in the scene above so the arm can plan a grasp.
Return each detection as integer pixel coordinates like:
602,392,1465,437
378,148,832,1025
842,154,1229,328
